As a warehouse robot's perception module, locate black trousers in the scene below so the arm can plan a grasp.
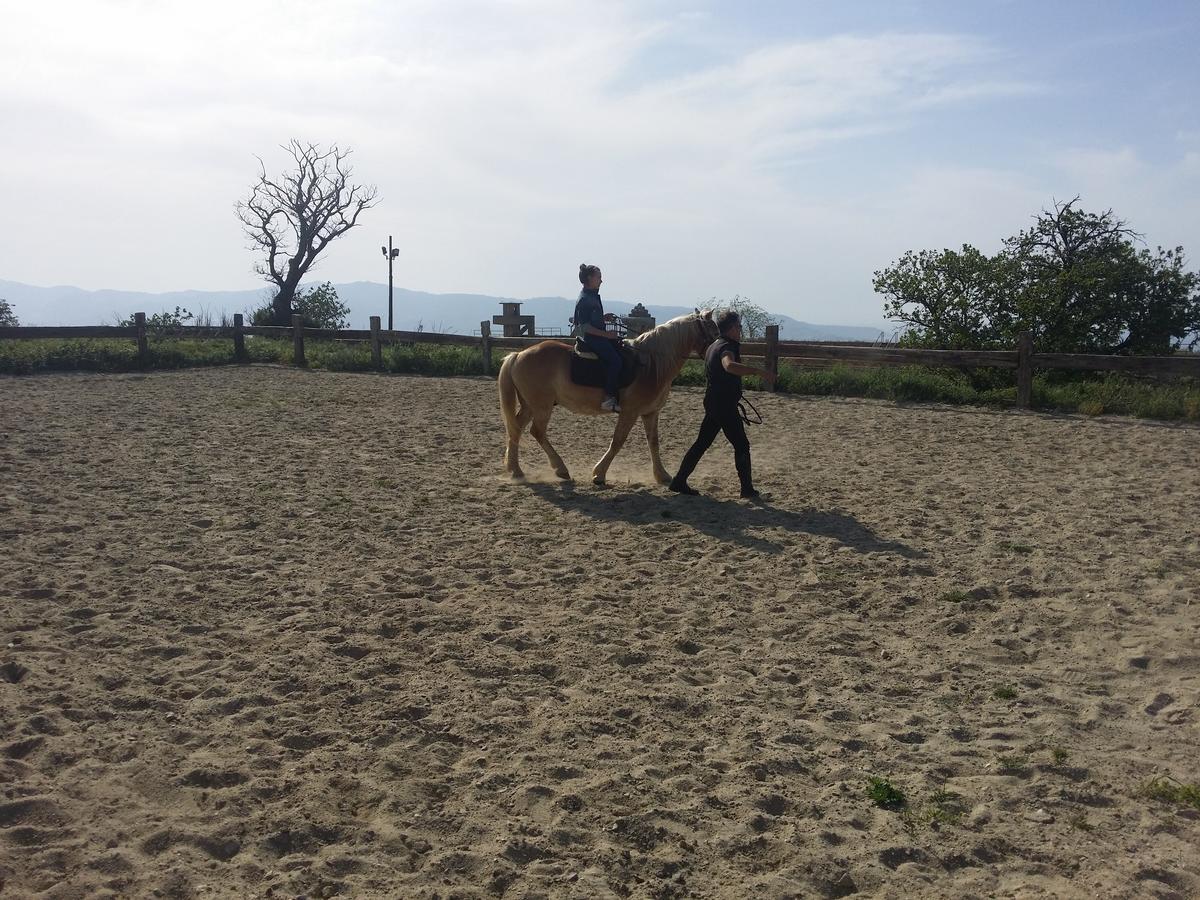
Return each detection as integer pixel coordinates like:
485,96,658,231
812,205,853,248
674,399,753,491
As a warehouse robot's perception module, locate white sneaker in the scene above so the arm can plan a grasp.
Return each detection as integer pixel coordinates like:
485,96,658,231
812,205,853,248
601,396,621,412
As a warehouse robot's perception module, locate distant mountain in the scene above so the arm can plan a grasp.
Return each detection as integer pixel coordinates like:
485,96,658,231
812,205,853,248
0,279,889,342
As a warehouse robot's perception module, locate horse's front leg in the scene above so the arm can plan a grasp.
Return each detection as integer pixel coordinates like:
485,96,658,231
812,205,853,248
530,409,571,480
592,411,639,486
641,410,671,485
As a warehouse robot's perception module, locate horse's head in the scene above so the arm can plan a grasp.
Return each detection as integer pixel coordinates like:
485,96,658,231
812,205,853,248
695,309,720,353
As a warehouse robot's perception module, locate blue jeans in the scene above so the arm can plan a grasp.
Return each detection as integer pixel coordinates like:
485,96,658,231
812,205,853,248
584,334,622,397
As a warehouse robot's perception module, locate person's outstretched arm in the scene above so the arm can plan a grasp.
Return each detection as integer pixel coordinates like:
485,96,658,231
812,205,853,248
722,355,776,383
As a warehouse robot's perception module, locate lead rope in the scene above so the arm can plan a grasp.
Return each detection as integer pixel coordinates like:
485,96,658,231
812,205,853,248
738,397,763,426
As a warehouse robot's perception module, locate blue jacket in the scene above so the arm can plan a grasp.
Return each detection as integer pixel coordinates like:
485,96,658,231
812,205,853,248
573,289,605,338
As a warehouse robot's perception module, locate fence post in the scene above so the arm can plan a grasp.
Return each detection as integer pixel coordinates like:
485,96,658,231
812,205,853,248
292,314,306,368
233,313,247,362
1016,331,1033,409
480,321,492,376
764,324,779,392
370,316,382,370
134,312,148,367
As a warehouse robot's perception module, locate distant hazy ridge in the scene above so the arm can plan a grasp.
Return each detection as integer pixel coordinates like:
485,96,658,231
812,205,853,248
0,279,889,342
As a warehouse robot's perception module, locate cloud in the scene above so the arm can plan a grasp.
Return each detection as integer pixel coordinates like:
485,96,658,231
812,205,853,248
2,1,1194,327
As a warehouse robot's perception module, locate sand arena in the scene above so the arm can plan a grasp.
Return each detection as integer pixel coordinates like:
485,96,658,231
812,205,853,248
1,366,1198,898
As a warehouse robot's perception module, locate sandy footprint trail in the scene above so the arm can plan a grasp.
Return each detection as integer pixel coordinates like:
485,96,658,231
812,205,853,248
1,366,1198,898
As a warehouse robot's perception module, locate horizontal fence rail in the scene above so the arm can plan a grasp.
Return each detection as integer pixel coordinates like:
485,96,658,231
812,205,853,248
741,342,1022,369
3,316,1198,408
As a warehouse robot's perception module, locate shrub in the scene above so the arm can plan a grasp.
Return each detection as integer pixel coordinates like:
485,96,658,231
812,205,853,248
120,306,194,336
867,776,906,809
251,282,351,329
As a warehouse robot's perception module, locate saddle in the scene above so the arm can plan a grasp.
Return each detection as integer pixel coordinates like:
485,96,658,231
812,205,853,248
570,338,640,390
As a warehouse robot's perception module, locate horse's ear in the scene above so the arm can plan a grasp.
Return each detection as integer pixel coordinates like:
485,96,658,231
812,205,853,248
703,309,713,321
694,307,700,314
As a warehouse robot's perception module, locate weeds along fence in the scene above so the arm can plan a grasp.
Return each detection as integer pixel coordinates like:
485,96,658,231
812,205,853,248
3,315,1198,409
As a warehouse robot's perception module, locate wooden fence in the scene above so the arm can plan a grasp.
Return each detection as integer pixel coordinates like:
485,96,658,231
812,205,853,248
3,316,1197,409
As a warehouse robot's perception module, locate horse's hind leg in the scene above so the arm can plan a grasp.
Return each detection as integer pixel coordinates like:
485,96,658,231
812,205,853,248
505,405,534,478
530,410,571,480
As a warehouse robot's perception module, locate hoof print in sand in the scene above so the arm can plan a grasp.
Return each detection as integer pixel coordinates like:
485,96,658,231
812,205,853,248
179,769,249,789
0,798,67,829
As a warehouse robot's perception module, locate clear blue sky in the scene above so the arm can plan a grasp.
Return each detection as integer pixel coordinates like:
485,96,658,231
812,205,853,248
1,1,1196,327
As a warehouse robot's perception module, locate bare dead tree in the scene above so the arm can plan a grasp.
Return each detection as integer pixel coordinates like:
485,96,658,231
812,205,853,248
236,140,378,325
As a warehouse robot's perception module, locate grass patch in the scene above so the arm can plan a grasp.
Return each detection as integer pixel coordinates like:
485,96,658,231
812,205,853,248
776,364,982,406
0,337,494,378
993,684,1018,701
1050,747,1070,766
1137,777,1200,810
939,589,970,603
4,337,1197,423
866,776,907,809
999,540,1035,554
901,789,966,830
0,337,281,374
1036,371,1200,421
767,363,1200,421
995,754,1030,775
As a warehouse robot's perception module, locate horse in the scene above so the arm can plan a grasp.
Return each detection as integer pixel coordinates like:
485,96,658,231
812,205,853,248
498,310,721,484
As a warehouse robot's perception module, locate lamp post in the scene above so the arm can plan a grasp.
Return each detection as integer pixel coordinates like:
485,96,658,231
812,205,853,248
381,236,399,331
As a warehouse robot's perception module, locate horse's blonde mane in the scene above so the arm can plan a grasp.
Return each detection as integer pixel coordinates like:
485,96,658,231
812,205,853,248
631,312,703,382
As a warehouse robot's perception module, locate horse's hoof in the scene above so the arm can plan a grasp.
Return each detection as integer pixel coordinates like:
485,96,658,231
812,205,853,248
592,476,606,487
510,469,525,479
556,469,571,480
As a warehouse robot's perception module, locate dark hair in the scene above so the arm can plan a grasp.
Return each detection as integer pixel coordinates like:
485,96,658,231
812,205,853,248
717,310,741,334
579,263,601,286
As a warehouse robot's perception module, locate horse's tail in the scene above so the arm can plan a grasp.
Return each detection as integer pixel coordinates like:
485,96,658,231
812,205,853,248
498,351,523,440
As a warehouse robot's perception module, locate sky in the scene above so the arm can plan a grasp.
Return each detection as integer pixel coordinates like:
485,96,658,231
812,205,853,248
1,0,1197,328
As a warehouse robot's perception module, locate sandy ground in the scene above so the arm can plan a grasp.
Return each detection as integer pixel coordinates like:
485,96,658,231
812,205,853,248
1,364,1198,900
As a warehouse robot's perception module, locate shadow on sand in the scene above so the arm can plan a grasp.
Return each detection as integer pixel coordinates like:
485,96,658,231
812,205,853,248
526,481,923,558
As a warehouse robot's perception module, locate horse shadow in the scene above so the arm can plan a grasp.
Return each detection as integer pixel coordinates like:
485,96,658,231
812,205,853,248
526,481,923,558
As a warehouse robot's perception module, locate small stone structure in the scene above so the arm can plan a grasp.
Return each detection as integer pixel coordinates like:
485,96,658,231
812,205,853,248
622,302,655,338
493,301,535,337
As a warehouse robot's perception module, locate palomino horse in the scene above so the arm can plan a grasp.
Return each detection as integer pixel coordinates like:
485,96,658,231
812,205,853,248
498,310,721,484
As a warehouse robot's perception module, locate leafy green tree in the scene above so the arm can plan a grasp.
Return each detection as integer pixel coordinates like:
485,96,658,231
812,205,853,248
877,198,1200,354
999,199,1198,353
252,282,350,329
874,245,1006,349
0,298,18,327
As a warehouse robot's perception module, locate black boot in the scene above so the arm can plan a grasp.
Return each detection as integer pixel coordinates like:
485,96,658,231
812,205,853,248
671,448,704,496
735,449,757,498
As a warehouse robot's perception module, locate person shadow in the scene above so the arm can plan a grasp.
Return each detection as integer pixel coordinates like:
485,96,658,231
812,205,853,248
526,481,923,558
